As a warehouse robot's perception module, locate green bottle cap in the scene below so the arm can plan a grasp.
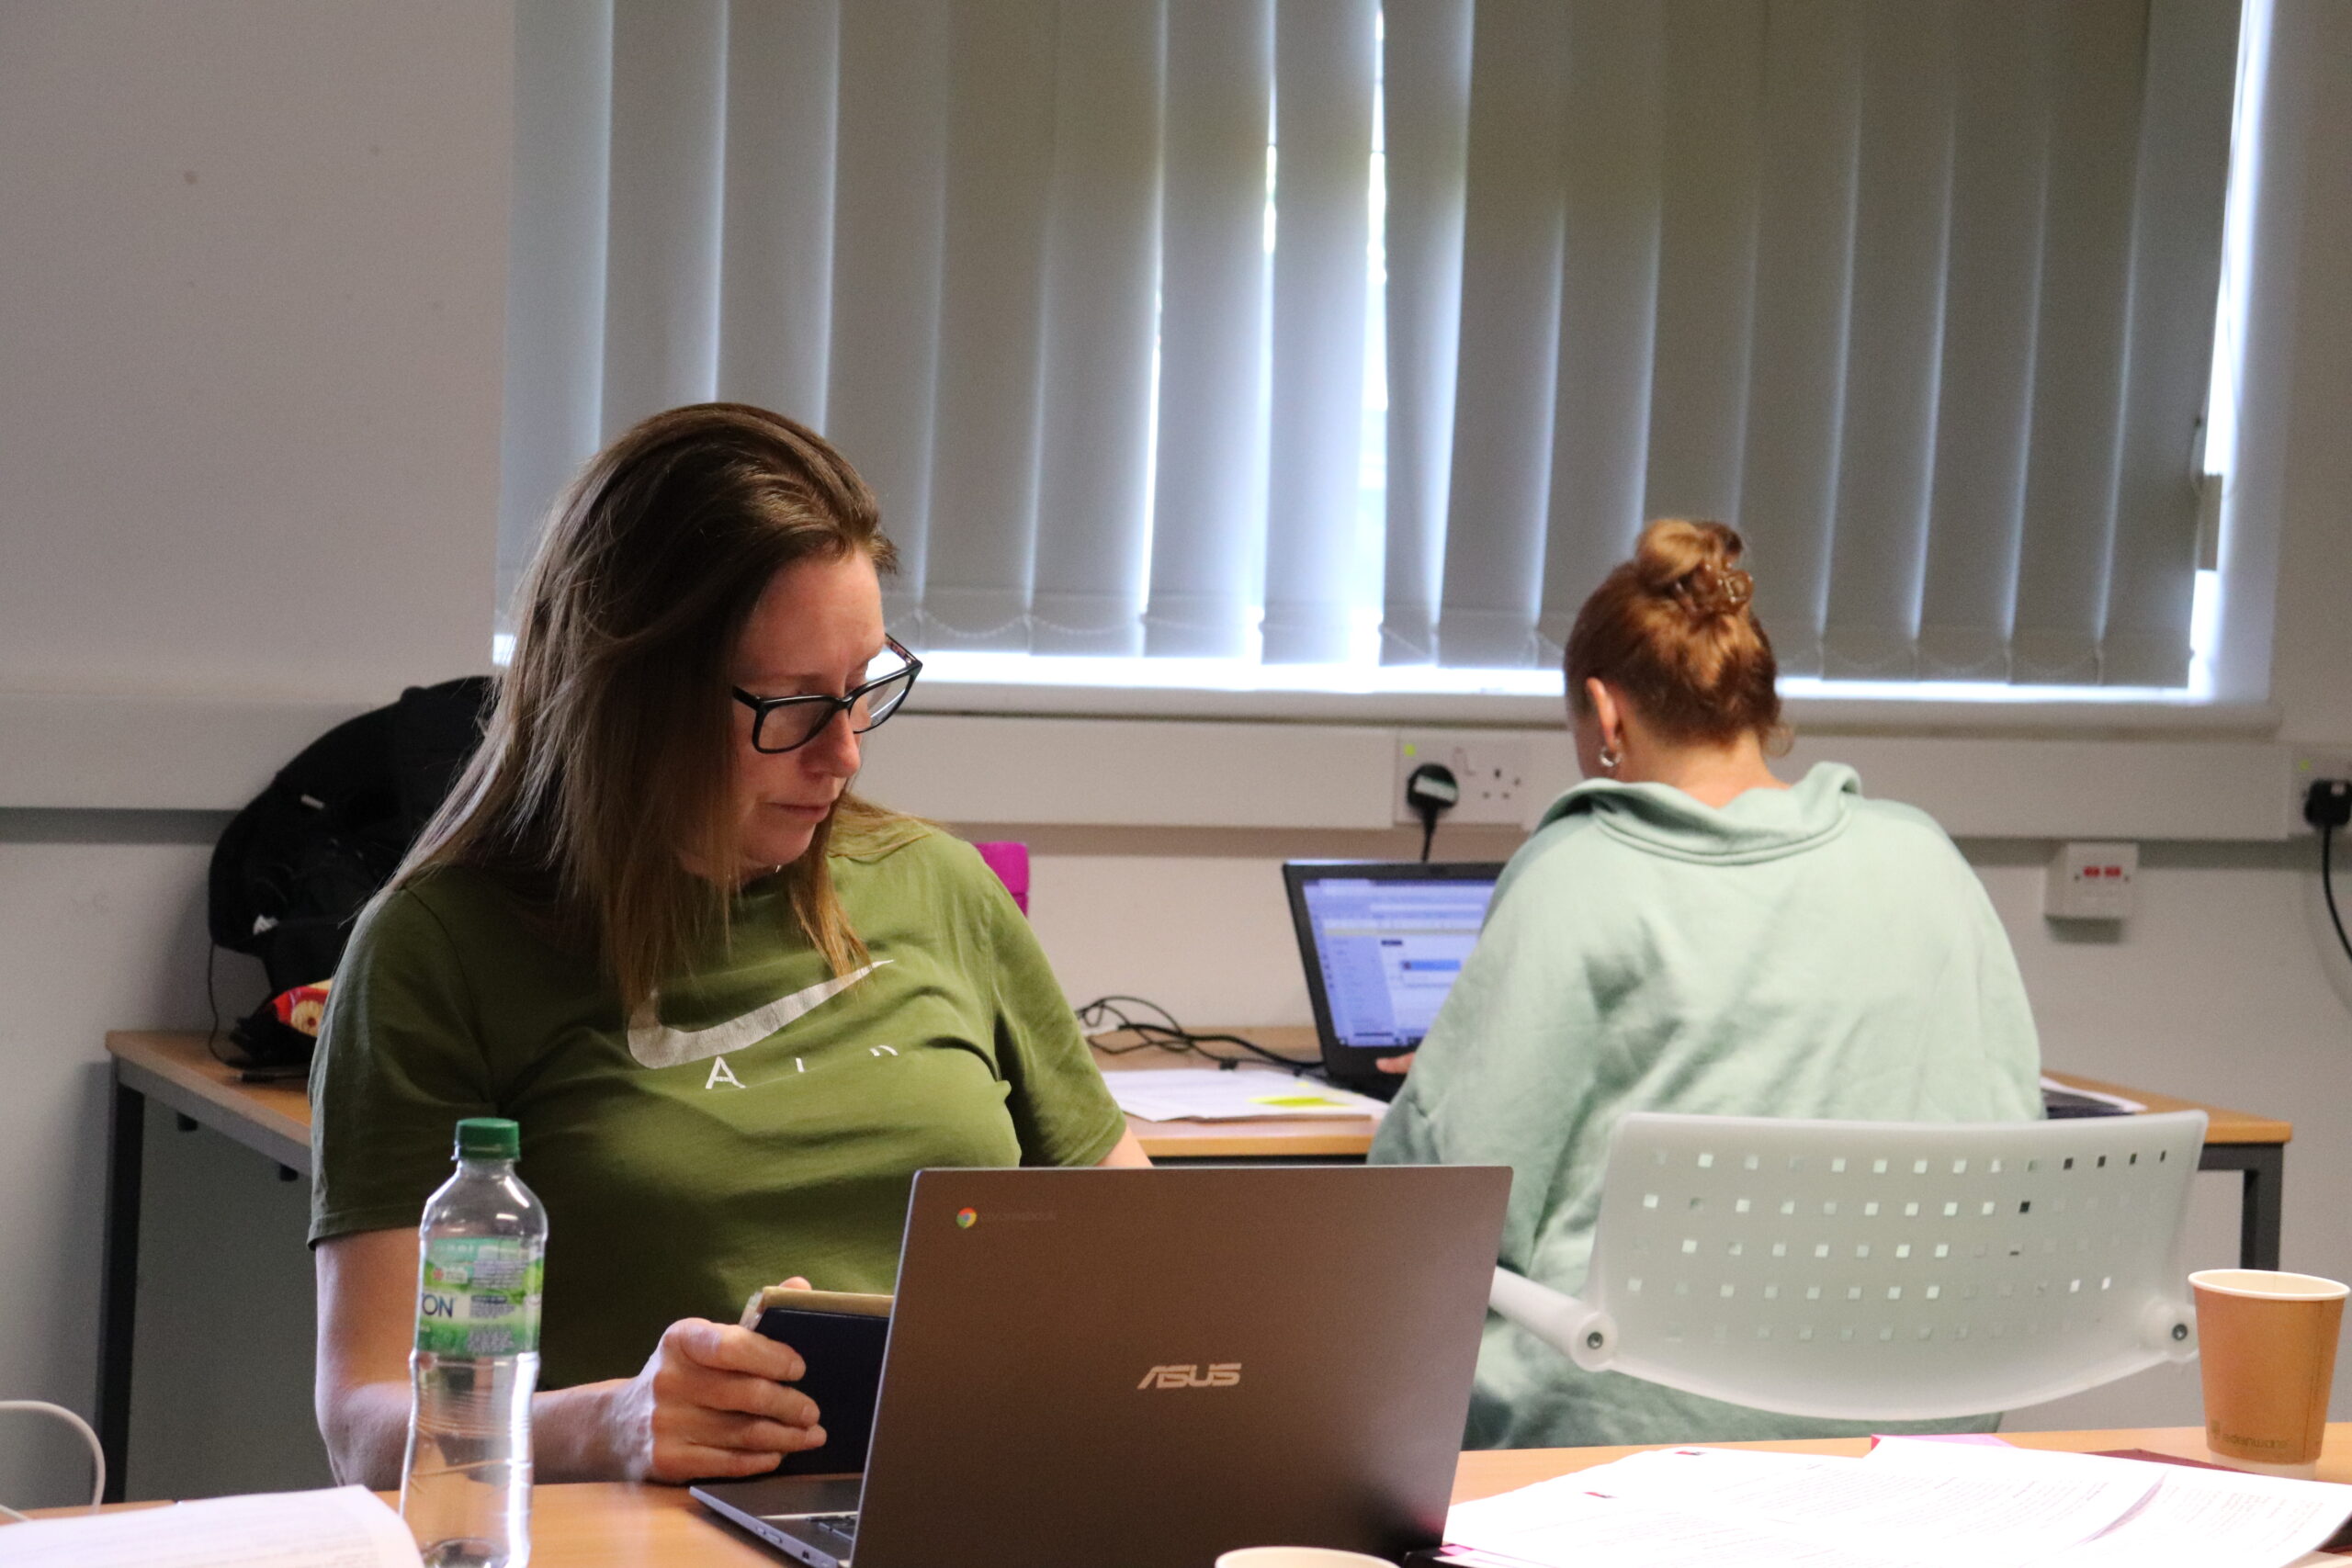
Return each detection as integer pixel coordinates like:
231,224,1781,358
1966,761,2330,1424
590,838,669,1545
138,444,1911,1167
455,1117,519,1160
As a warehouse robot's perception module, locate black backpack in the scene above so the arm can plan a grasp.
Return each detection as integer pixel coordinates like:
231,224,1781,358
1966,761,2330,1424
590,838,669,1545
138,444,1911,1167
207,676,495,1066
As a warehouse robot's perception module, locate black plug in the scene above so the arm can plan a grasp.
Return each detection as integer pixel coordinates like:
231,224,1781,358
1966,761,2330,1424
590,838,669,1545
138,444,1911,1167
1405,762,1459,863
2306,778,2352,831
2309,777,2352,968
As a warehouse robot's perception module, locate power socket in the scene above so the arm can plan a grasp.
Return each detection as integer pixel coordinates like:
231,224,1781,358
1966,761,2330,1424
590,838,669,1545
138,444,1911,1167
2044,841,2139,921
2290,750,2352,833
1396,735,1532,827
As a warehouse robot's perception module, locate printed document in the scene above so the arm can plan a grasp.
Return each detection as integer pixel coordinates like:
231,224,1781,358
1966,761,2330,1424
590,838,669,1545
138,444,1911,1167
1446,1441,2352,1568
0,1485,418,1567
1103,1066,1386,1122
1449,1446,2152,1568
1865,1438,2352,1568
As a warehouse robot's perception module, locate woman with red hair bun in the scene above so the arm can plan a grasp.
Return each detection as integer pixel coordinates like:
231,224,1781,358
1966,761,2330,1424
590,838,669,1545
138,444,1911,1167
1371,519,2042,1450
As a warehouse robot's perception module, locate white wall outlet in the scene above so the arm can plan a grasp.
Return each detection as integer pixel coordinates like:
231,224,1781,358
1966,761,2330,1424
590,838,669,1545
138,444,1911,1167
1396,735,1534,827
2044,841,2140,921
2289,750,2352,834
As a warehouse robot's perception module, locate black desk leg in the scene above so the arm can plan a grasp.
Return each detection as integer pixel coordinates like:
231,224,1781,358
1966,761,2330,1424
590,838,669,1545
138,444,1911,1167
2238,1145,2284,1273
2198,1144,2285,1273
96,1079,144,1503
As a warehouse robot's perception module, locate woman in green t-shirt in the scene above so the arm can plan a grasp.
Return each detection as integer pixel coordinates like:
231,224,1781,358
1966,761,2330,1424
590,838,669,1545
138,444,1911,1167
311,404,1148,1489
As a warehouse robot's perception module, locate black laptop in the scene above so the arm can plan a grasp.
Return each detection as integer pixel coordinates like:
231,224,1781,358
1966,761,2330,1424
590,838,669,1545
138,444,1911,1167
694,1164,1509,1568
1283,861,1506,1098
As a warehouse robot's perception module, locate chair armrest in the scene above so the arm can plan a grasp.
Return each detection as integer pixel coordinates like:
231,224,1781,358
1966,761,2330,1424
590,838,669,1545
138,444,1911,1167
1488,1268,1618,1372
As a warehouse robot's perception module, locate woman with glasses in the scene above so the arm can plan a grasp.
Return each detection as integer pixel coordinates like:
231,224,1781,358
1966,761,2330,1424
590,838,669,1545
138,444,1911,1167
309,403,1147,1489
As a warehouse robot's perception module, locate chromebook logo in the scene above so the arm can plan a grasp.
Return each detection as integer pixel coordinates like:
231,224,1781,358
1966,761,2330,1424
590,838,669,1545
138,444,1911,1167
955,1207,978,1229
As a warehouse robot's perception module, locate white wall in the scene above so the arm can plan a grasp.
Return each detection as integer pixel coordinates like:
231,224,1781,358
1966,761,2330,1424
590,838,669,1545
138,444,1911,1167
0,0,506,702
0,823,220,1506
0,0,512,1506
0,0,2346,1511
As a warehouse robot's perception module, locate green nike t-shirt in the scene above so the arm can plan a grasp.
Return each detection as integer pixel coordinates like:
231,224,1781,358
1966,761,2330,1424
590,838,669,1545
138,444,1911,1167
308,823,1127,1390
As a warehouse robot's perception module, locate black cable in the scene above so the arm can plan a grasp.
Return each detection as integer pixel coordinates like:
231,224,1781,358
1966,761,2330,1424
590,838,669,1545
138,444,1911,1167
2324,824,2352,968
203,940,235,1067
1405,763,1458,864
1076,995,1329,1081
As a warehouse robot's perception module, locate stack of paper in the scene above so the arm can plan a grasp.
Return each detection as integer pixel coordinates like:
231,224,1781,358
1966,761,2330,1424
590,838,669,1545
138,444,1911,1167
1104,1066,1388,1122
2039,1076,2147,1115
0,1485,420,1566
1442,1438,2352,1568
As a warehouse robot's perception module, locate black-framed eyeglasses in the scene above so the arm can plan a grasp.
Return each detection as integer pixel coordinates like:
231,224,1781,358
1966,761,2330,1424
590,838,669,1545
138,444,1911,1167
732,636,922,754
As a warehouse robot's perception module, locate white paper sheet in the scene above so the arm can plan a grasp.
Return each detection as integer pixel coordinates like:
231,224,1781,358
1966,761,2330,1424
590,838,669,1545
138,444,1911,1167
2039,1076,2147,1112
0,1485,420,1568
1445,1444,2156,1568
1866,1437,2352,1568
1445,1483,1903,1568
1103,1066,1386,1122
1575,1447,2156,1567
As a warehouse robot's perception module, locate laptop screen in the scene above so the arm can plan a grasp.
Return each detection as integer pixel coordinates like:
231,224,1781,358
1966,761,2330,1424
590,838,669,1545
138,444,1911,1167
1286,864,1503,1052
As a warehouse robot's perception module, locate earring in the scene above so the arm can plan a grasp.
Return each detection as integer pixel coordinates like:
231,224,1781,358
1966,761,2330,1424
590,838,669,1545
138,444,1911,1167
1598,744,1621,773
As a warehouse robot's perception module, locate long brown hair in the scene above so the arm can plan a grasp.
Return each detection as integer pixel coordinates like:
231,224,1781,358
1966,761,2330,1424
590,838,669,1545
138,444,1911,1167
1565,519,1783,747
400,403,903,1014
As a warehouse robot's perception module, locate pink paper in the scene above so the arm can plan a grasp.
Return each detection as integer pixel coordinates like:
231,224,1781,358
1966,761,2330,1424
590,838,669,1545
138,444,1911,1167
974,840,1030,915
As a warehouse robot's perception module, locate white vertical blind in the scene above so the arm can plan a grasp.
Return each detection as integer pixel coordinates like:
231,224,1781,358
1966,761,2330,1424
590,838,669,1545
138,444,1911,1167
917,0,1057,650
1435,0,1569,669
2105,0,2243,686
598,0,726,436
825,0,947,632
716,0,838,426
1031,0,1166,657
500,0,612,615
1638,3,1764,536
504,0,2244,692
1261,0,1377,664
1143,0,1271,659
1736,1,1863,679
1917,0,2052,682
1377,0,1471,666
1820,0,1954,680
1533,0,1664,652
2012,0,2146,685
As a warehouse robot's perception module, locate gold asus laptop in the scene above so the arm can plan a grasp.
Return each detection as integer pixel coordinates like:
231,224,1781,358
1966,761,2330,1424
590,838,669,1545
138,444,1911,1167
694,1163,1509,1567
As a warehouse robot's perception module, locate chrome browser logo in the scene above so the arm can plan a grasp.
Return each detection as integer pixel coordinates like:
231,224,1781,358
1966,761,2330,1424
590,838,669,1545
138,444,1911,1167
955,1207,978,1229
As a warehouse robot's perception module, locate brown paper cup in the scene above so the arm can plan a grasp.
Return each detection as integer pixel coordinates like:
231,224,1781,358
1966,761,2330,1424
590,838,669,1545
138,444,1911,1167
2191,1268,2348,1478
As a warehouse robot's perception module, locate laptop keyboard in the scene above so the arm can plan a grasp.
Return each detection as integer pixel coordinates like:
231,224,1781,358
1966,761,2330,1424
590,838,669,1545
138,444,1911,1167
794,1511,859,1551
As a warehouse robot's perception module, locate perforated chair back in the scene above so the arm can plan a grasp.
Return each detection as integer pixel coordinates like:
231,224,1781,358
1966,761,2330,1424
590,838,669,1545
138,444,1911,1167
1488,1111,2206,1420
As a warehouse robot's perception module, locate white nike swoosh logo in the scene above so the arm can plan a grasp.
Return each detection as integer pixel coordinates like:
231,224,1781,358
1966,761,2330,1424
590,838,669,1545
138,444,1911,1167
626,960,894,1069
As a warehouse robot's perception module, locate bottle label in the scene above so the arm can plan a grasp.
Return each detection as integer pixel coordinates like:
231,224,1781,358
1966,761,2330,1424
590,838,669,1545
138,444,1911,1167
415,1237,543,1357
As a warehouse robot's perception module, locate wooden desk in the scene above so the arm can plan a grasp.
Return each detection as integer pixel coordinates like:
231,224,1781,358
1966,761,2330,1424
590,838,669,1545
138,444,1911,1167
34,1426,2351,1562
96,1030,2294,1506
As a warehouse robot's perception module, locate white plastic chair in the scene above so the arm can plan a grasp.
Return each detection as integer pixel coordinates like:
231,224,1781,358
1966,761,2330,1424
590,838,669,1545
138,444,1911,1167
1488,1110,2207,1420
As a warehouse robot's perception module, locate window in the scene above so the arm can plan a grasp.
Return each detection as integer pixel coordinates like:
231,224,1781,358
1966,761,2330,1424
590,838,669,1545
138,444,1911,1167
501,0,2259,710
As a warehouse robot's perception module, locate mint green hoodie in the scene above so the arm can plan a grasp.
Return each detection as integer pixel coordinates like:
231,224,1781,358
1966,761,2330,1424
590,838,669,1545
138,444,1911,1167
1370,762,2042,1448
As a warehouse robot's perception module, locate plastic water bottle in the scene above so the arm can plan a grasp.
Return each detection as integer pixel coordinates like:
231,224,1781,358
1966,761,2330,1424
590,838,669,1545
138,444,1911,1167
401,1117,546,1568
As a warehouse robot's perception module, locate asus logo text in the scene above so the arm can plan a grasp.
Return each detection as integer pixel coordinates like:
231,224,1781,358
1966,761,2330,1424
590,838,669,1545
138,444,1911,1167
1137,1362,1241,1390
